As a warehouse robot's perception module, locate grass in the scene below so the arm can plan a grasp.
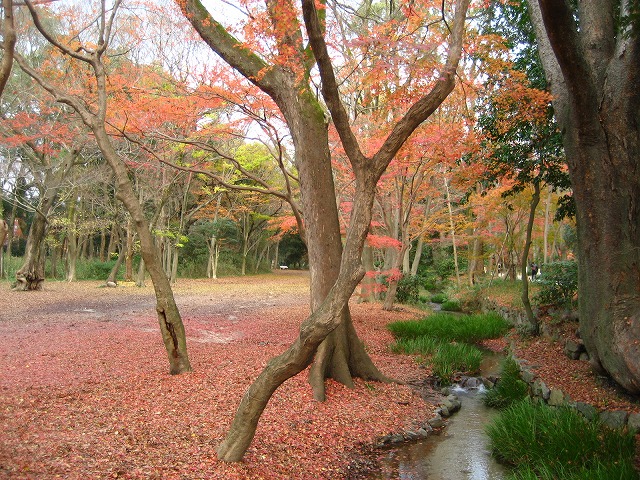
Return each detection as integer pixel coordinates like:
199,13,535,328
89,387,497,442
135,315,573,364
482,356,529,409
441,299,462,312
486,399,637,479
388,312,510,383
388,312,510,344
430,292,448,303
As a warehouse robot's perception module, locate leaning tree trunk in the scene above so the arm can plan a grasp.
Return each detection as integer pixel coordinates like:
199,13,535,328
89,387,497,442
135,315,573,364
93,127,191,375
521,181,540,336
530,0,640,393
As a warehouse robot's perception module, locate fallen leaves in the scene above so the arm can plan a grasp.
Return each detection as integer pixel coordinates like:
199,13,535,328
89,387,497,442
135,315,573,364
0,274,436,479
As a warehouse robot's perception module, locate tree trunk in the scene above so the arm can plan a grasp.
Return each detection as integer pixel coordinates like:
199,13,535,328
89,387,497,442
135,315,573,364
530,0,640,393
14,210,48,291
106,245,124,285
521,182,540,335
93,127,191,375
14,154,72,290
66,199,78,282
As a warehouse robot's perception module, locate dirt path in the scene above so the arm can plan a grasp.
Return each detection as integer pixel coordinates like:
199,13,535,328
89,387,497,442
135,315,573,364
0,272,434,479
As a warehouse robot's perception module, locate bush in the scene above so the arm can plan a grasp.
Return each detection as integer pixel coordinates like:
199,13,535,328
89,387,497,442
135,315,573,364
430,293,448,304
395,275,421,304
483,356,529,409
534,261,578,307
76,258,123,280
441,299,462,312
389,312,511,383
486,399,636,479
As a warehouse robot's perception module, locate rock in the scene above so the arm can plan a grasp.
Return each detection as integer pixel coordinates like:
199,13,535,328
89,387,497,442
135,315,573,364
416,427,430,438
463,377,481,389
532,379,550,400
575,402,598,421
428,415,445,429
390,433,405,444
437,406,450,417
600,410,629,430
105,281,117,288
579,352,590,361
521,368,535,384
627,413,640,433
564,339,586,360
404,430,421,441
548,389,564,406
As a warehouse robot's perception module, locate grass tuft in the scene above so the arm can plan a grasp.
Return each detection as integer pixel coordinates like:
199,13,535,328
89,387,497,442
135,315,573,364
486,399,637,479
389,312,510,383
483,356,529,409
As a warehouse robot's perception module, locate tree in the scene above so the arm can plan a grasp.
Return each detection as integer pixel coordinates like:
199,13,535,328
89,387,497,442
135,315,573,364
15,0,191,374
527,0,640,392
179,0,391,405
180,0,470,461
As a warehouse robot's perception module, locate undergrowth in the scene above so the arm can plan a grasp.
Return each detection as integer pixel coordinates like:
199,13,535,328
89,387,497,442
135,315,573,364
486,399,637,479
482,356,529,409
388,312,510,383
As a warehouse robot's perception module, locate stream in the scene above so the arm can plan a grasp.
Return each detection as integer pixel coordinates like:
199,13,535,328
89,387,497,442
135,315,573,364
370,353,508,479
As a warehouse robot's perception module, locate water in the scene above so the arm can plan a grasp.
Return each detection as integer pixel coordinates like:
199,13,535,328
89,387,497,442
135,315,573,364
371,353,507,479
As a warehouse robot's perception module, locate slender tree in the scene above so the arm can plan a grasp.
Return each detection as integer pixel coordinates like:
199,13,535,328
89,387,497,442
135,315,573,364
15,0,191,374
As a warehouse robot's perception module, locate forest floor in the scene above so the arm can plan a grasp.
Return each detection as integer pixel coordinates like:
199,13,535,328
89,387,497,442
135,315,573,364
1,271,638,479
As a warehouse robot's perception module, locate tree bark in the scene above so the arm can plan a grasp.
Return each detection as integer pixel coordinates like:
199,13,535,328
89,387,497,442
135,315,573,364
530,0,640,392
14,152,73,290
521,182,541,335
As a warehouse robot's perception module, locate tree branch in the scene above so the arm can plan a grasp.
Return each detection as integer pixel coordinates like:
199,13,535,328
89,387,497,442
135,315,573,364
0,0,16,98
178,0,281,96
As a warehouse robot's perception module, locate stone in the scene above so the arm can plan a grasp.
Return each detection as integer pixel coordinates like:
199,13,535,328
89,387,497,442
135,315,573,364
437,406,450,417
106,281,117,288
548,389,564,406
600,410,629,430
533,379,550,400
464,377,481,389
416,428,430,438
579,352,590,361
564,339,586,360
575,402,598,421
521,368,535,384
404,431,421,441
390,433,405,444
428,415,445,429
627,413,640,433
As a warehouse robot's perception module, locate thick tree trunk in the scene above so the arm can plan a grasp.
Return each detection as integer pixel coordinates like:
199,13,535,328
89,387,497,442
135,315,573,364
521,182,540,335
218,180,377,461
529,0,640,392
13,210,47,291
282,90,388,401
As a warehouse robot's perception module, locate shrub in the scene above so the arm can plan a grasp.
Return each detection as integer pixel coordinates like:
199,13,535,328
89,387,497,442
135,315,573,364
395,275,421,304
430,293,448,304
486,399,636,479
431,342,483,381
483,356,529,409
534,261,578,307
76,258,122,280
441,299,462,312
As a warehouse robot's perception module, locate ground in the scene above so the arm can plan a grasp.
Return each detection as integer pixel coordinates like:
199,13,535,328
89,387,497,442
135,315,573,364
1,272,638,479
0,272,436,480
